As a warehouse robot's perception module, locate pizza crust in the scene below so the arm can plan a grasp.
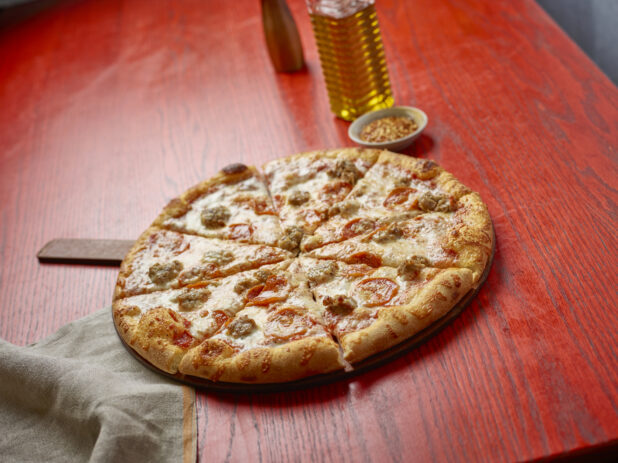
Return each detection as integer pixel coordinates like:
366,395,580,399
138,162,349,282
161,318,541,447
178,336,343,383
339,267,474,363
112,303,141,341
448,193,494,282
126,307,197,374
264,147,382,167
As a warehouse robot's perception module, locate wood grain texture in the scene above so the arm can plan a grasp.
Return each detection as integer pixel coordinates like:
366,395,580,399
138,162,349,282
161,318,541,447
0,0,616,461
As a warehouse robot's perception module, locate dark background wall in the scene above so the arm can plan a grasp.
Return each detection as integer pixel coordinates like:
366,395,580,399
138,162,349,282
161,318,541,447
538,0,617,84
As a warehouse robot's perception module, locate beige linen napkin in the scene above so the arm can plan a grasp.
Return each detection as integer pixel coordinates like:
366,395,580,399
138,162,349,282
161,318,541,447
0,308,196,463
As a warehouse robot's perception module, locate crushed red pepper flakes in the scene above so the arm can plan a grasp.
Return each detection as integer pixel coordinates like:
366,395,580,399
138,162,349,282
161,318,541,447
359,116,418,143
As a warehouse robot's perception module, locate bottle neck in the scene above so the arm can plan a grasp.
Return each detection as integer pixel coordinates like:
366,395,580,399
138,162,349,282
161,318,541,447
306,0,374,18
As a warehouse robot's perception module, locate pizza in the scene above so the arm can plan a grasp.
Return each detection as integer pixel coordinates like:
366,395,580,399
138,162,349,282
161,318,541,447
264,150,379,235
112,148,493,383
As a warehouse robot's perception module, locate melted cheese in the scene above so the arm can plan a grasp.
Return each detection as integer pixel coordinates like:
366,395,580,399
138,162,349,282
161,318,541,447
307,213,454,268
298,257,442,336
121,230,292,297
117,261,293,340
208,262,331,352
163,175,284,246
265,153,373,232
307,161,452,247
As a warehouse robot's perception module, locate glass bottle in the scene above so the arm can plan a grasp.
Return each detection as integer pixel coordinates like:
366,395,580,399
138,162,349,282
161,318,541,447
306,0,394,121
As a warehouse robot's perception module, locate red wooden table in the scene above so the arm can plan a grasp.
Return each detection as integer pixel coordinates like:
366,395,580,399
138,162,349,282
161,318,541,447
1,0,616,461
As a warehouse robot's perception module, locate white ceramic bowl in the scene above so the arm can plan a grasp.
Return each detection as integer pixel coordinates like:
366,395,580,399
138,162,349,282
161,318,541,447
348,106,428,152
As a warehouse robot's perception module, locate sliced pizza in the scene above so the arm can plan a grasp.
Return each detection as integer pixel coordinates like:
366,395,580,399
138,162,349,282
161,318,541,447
263,148,381,246
299,257,474,363
114,227,293,299
305,193,493,284
113,261,292,373
178,261,344,383
153,163,289,249
301,151,472,252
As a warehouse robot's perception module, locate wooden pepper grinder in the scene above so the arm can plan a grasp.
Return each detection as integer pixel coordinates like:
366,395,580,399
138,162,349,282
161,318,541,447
261,0,305,72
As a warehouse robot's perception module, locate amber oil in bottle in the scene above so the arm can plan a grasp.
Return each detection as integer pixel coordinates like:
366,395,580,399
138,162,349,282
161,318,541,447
309,3,393,121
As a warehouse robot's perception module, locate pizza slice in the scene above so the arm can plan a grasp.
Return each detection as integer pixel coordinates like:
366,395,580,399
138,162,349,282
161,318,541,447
153,163,291,249
178,260,344,383
262,148,381,243
301,151,473,252
299,257,474,363
114,227,293,299
305,193,493,284
113,261,293,374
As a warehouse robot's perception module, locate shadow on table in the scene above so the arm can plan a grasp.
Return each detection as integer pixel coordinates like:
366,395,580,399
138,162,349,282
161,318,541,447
402,133,435,158
0,0,75,29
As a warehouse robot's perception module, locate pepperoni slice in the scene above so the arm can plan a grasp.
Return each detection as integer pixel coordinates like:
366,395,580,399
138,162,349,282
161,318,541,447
186,281,210,289
322,307,375,335
212,310,230,329
168,310,192,328
234,196,276,215
245,284,265,301
320,181,353,203
314,161,330,172
253,198,276,215
247,275,289,306
263,275,288,292
254,246,285,265
355,278,399,307
265,307,314,342
172,330,194,349
383,187,417,209
342,217,376,239
149,230,190,256
268,307,302,327
348,251,382,268
339,263,374,278
228,223,254,240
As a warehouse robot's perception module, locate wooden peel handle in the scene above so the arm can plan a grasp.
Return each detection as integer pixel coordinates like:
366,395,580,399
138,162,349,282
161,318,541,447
37,239,134,265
